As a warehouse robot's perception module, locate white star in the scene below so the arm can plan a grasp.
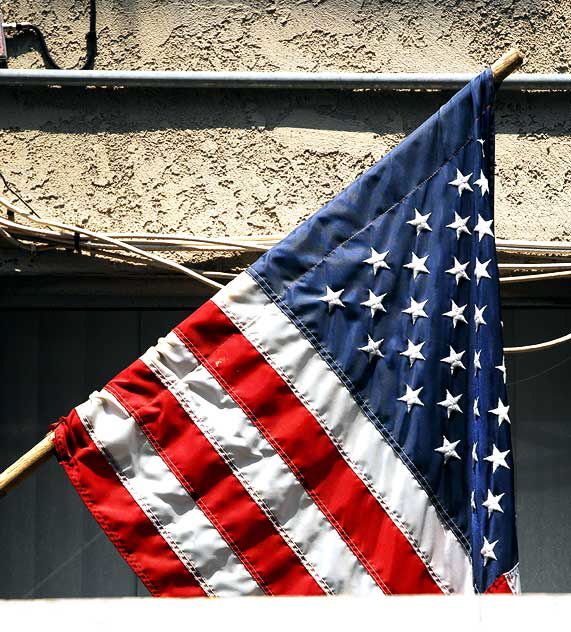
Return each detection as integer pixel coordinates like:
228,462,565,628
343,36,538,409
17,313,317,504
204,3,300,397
402,297,428,324
443,299,468,328
361,290,387,317
474,350,482,374
446,212,471,240
481,537,498,565
482,490,505,518
477,138,485,156
448,169,473,196
319,286,345,312
398,385,424,413
446,257,470,285
472,441,479,465
437,390,463,418
400,339,426,366
407,209,432,235
434,436,461,463
474,396,480,419
496,357,507,383
471,490,476,511
489,398,511,427
474,304,487,331
363,248,390,275
484,444,510,473
474,170,489,196
441,346,466,374
474,258,492,285
403,252,430,279
474,215,494,241
359,335,385,360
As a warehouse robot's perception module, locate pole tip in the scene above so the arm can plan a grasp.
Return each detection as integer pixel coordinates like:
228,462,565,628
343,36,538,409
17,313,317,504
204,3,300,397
491,48,525,82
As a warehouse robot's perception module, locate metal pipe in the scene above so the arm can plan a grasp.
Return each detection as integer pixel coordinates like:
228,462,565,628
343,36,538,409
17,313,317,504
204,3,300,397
0,69,570,90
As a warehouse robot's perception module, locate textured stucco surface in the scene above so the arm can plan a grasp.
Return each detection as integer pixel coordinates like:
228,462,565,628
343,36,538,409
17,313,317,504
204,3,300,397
1,1,571,276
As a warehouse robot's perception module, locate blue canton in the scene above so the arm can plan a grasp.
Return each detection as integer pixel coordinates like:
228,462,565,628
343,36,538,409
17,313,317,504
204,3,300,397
249,68,518,593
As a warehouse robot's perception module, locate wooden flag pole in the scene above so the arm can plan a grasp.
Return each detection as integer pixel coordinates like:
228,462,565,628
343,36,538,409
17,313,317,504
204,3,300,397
0,48,524,499
490,48,524,82
0,430,56,496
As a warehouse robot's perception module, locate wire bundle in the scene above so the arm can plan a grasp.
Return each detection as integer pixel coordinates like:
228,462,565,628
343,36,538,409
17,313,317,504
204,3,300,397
1,195,571,353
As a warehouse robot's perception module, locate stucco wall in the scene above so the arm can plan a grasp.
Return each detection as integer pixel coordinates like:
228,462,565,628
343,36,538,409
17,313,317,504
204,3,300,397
2,0,571,276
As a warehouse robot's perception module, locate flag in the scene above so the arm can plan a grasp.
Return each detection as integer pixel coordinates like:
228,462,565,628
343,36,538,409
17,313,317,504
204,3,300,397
54,67,519,596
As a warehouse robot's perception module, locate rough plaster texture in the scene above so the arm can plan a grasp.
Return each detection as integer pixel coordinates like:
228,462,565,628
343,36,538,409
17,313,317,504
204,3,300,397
1,1,571,276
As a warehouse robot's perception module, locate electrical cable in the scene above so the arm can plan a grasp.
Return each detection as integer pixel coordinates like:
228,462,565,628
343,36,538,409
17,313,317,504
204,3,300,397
504,332,571,354
0,172,40,217
5,0,96,70
507,353,571,386
2,190,571,351
0,196,223,291
500,270,571,284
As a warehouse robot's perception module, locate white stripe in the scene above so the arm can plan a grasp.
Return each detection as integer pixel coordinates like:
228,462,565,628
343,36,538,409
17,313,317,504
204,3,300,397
212,272,475,594
504,564,520,595
140,334,383,596
76,390,263,597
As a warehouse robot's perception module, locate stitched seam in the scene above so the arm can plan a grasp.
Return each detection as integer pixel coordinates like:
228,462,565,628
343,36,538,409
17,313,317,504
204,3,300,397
150,342,335,595
145,346,334,596
177,326,392,595
267,105,491,292
78,406,215,596
143,361,330,591
55,426,164,597
175,326,393,595
258,270,471,551
82,404,214,596
105,382,272,596
244,106,493,552
251,269,471,554
290,133,471,285
217,298,452,595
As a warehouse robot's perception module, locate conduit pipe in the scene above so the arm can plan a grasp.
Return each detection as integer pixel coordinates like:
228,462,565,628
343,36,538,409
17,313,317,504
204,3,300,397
0,69,571,90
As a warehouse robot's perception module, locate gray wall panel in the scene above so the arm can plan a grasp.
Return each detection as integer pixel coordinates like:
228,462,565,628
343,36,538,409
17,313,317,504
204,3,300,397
506,307,571,593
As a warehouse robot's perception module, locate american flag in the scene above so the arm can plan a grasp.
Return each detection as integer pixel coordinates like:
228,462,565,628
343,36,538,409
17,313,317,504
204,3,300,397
54,67,519,596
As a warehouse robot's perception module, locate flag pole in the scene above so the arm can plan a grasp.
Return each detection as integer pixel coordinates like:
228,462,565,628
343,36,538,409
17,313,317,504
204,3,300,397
0,430,55,496
0,47,525,499
490,48,524,82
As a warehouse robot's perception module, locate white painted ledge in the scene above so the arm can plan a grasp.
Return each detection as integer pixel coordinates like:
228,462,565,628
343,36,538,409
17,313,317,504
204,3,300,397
0,595,568,631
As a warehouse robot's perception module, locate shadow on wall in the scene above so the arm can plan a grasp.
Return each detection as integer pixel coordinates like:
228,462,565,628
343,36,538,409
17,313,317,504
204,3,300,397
0,87,570,138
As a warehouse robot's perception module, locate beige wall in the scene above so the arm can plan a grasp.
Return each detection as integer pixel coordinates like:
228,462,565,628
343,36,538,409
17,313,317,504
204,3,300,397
2,0,571,276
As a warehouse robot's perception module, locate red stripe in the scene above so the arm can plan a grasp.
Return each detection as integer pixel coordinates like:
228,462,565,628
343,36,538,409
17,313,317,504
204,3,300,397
485,574,513,594
54,410,206,598
107,360,325,596
175,300,442,595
